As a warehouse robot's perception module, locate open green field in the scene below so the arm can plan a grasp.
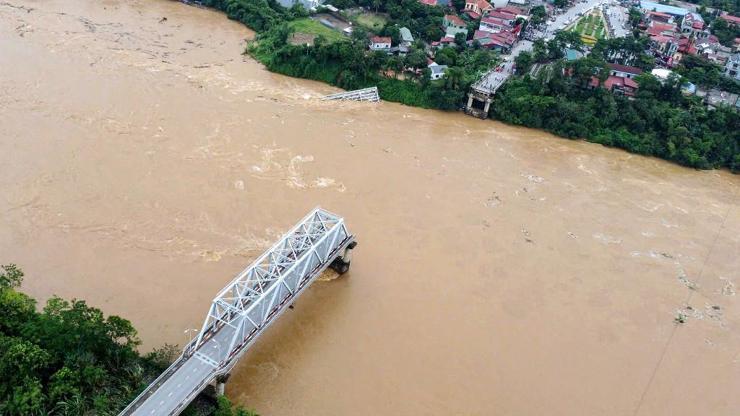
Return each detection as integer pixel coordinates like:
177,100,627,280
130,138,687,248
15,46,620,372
570,11,607,44
356,12,387,30
289,18,347,43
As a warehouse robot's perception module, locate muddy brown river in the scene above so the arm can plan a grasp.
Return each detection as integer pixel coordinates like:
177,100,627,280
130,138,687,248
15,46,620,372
1,1,738,415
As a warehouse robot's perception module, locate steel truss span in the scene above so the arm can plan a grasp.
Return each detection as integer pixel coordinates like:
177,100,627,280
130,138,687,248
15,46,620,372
119,208,355,416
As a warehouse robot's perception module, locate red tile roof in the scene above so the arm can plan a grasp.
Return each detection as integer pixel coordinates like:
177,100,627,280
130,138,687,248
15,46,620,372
651,34,674,45
647,11,671,18
497,6,524,16
473,29,516,46
623,77,639,89
481,16,512,28
487,11,515,20
370,36,391,44
604,76,639,95
419,0,437,5
445,14,465,26
646,22,676,37
473,29,490,39
473,0,493,9
608,63,643,75
719,13,740,25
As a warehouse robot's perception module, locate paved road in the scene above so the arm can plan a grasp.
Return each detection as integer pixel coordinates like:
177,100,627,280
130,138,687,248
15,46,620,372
605,3,630,38
127,319,241,415
474,0,609,93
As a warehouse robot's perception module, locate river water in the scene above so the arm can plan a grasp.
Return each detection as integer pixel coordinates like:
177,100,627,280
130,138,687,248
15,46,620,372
1,1,738,415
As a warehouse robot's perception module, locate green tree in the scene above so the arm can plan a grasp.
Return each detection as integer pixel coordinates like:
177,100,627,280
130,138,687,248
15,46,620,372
532,38,548,62
515,51,534,75
405,48,428,69
454,31,467,47
0,264,23,289
530,6,547,26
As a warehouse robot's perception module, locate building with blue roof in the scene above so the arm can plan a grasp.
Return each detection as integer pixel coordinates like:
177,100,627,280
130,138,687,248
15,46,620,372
640,1,689,17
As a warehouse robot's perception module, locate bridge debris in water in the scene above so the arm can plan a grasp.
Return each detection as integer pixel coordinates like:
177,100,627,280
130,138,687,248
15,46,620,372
322,86,380,102
119,208,356,416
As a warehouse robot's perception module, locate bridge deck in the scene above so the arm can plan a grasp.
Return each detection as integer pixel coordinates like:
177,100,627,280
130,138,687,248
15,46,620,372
322,86,379,102
120,208,354,416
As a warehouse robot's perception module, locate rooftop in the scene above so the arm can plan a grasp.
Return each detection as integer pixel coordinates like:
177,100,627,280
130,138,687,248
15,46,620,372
370,36,392,44
608,63,643,75
640,1,689,17
445,14,466,26
399,27,414,43
428,63,449,75
719,13,740,25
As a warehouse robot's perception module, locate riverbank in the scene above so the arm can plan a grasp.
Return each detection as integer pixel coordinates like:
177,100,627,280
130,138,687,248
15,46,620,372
2,1,738,414
198,0,738,171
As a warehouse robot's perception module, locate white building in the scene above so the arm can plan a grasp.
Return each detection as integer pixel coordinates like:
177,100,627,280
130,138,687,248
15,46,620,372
428,62,449,80
370,36,392,53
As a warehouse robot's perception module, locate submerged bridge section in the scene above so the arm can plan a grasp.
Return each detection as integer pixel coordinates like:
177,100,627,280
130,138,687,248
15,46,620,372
323,86,380,102
120,208,356,416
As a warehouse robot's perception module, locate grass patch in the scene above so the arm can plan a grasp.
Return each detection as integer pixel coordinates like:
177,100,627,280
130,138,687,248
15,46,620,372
288,18,347,43
570,11,608,45
356,13,387,31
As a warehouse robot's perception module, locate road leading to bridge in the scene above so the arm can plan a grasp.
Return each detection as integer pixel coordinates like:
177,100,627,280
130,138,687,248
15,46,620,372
119,208,356,416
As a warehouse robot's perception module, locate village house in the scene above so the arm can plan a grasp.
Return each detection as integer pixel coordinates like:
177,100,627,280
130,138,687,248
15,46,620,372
680,12,705,35
651,35,680,66
369,36,392,53
718,13,740,27
603,76,640,97
646,22,677,38
431,36,456,49
443,14,468,38
464,0,493,19
608,63,643,79
486,10,517,26
418,0,438,6
480,16,513,33
428,62,448,80
645,11,674,25
473,28,518,52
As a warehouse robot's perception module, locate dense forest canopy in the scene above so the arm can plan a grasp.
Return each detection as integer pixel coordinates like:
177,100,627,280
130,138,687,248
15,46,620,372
493,59,740,170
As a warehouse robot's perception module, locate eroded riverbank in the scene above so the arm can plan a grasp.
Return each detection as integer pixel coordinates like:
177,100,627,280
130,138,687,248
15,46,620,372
1,1,738,415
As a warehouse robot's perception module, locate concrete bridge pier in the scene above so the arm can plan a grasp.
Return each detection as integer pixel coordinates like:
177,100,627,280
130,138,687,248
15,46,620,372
465,91,493,119
215,374,231,396
329,241,357,275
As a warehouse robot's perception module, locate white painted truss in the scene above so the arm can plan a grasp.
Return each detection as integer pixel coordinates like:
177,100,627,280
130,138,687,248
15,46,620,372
120,207,354,416
189,207,352,365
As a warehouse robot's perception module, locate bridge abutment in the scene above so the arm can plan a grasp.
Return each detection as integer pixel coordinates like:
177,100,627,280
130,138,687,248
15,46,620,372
465,91,493,119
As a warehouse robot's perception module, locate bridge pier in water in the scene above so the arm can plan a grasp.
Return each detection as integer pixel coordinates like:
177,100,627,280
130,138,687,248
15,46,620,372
329,241,357,275
214,374,230,396
465,90,493,119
